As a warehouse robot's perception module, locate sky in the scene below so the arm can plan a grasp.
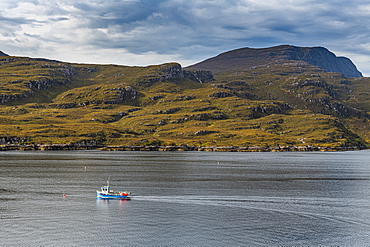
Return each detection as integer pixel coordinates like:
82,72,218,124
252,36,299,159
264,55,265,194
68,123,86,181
1,0,370,76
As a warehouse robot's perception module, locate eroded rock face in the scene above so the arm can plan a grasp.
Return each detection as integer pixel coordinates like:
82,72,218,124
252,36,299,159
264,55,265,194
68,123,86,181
285,46,363,78
159,64,214,83
137,64,214,87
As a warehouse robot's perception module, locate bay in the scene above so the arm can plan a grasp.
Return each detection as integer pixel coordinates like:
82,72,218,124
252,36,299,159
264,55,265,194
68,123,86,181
0,150,370,246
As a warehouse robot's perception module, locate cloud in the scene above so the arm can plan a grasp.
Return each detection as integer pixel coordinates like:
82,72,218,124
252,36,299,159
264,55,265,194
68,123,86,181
1,0,370,75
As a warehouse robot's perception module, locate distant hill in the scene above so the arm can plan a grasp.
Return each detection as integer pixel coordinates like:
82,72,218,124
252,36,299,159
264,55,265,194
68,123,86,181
187,45,363,77
0,45,368,151
0,51,9,56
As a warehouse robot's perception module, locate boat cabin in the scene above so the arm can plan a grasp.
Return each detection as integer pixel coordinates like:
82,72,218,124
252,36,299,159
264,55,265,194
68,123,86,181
100,186,112,194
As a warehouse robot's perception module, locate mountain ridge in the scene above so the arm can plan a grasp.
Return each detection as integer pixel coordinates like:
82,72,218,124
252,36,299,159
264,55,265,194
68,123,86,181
187,45,363,77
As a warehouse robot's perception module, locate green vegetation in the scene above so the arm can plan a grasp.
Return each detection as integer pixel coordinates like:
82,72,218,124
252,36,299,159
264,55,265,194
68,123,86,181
0,52,368,150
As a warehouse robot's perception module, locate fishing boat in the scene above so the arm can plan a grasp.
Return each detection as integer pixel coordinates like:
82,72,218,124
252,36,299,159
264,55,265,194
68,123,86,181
96,181,131,199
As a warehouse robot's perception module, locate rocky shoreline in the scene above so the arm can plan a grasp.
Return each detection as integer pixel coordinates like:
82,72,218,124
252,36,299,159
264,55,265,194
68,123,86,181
0,143,366,152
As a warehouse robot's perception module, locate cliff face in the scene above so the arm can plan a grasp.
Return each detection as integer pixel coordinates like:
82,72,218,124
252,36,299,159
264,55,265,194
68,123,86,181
285,46,363,77
187,45,363,78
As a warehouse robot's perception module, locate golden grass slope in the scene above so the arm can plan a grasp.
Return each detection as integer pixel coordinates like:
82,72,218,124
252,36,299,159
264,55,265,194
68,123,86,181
0,55,367,149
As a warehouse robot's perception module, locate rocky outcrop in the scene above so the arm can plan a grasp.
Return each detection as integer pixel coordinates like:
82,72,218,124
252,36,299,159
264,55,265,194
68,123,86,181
0,91,33,104
194,130,219,136
160,63,214,83
103,86,139,104
245,102,290,119
209,91,233,98
27,78,58,90
0,136,30,145
138,64,214,86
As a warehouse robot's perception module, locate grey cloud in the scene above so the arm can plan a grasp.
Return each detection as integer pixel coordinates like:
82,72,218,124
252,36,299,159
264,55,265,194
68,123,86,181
0,14,30,26
1,0,370,75
47,17,70,22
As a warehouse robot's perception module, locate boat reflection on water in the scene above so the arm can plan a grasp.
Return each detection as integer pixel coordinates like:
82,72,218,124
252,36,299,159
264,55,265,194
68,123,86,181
96,196,130,212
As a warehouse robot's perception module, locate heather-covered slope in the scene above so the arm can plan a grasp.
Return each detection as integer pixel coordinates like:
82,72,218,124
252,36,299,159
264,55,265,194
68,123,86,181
0,46,368,151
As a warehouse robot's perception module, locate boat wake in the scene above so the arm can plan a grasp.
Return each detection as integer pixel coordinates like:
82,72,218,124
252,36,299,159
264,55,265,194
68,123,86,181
133,195,370,228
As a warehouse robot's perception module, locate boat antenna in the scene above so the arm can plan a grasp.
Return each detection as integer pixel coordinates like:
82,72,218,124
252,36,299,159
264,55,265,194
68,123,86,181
107,176,110,187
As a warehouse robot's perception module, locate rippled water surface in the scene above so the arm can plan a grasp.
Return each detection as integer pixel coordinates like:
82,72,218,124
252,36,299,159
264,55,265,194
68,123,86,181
1,150,370,246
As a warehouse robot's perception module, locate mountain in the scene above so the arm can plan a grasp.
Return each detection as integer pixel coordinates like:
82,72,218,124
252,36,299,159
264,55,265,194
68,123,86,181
0,51,9,56
0,46,368,151
187,45,363,77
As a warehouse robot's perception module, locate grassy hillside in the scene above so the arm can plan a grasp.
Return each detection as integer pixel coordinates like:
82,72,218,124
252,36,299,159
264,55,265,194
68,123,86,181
0,52,368,150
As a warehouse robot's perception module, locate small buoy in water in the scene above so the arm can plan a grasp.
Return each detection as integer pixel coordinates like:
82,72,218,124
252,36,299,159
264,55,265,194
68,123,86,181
84,166,87,170
63,194,66,197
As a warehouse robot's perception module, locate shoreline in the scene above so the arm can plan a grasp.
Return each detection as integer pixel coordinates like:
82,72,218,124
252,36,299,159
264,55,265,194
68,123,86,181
0,144,367,152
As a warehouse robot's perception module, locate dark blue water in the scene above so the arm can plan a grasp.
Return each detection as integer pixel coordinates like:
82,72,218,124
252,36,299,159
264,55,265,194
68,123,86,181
0,150,370,246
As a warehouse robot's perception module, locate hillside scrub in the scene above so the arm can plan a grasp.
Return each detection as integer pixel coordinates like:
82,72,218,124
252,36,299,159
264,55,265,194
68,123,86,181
0,48,368,150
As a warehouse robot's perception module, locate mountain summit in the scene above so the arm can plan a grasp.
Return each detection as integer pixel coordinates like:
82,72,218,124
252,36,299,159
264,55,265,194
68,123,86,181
187,45,363,77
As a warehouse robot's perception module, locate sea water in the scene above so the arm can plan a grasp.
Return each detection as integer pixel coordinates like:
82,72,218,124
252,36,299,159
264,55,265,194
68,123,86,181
0,150,369,246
